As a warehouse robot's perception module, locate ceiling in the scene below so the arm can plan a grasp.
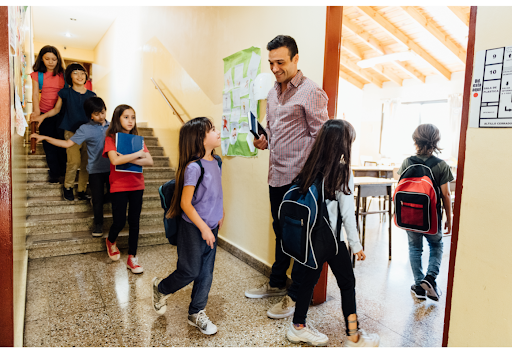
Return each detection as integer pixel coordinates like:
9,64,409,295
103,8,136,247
32,6,119,50
339,6,471,89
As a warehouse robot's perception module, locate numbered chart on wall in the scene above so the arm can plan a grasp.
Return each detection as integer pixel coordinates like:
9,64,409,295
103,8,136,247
470,45,512,127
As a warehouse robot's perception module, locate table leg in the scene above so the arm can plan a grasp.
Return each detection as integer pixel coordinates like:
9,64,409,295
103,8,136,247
362,196,367,250
388,185,392,260
312,262,329,305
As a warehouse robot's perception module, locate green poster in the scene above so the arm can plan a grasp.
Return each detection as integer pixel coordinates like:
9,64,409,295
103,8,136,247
222,46,261,157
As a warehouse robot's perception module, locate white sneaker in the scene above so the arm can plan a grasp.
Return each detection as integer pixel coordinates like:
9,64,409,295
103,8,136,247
343,329,380,347
267,295,295,319
151,277,167,315
286,322,329,346
188,310,217,335
244,282,287,299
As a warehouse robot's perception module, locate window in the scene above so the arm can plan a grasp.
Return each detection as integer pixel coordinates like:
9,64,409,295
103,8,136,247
380,100,454,162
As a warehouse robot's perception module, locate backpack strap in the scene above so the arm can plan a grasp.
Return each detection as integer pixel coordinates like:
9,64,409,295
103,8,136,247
38,72,69,91
194,155,222,195
38,71,43,91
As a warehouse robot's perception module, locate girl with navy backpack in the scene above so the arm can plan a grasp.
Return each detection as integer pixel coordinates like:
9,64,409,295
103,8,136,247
285,119,379,347
30,45,67,183
151,117,224,336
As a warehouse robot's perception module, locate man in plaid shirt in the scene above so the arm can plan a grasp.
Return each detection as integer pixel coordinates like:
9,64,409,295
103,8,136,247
245,35,329,322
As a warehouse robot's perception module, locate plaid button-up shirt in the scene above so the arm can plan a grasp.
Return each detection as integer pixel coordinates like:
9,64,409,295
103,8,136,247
266,70,329,187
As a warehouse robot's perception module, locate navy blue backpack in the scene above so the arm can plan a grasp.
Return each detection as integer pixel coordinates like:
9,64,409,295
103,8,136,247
279,178,342,269
159,155,222,245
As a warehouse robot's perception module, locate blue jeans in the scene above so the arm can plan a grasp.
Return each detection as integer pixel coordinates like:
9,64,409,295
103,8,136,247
158,220,218,315
406,230,443,285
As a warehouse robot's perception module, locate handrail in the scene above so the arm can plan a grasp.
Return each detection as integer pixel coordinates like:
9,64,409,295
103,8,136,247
150,78,185,125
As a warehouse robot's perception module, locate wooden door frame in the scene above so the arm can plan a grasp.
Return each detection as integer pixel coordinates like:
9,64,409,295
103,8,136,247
0,5,14,347
312,5,343,305
442,6,477,347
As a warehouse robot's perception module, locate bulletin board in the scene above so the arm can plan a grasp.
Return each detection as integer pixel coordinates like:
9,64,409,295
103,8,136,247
221,46,261,157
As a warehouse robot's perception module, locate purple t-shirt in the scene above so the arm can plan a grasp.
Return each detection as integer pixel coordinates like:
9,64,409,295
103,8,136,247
181,157,223,229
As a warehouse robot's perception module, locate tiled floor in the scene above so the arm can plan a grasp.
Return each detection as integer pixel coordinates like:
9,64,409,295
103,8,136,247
24,211,450,347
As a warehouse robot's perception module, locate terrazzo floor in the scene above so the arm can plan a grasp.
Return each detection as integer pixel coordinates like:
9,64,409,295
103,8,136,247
23,211,450,347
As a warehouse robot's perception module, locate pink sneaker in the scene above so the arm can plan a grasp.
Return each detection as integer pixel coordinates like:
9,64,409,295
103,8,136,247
127,255,144,274
106,238,120,261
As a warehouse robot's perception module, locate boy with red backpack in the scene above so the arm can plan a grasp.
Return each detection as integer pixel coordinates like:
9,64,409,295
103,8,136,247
395,124,454,302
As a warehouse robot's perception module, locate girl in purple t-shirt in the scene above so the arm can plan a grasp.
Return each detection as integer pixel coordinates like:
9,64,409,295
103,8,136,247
151,117,224,336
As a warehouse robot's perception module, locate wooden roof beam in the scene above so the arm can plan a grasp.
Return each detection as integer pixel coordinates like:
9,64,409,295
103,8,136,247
371,64,403,86
401,6,466,65
339,69,365,90
342,16,387,55
391,61,425,83
340,56,383,88
356,6,452,80
341,38,363,60
447,6,470,27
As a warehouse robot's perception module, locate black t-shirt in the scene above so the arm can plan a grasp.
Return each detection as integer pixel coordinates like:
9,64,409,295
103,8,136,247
398,154,454,187
58,87,96,133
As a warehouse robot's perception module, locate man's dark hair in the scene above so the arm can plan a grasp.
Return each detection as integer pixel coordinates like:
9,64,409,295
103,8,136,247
267,35,298,60
65,62,88,86
83,97,106,119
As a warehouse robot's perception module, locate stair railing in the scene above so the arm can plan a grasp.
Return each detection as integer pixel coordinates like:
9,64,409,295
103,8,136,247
150,78,185,125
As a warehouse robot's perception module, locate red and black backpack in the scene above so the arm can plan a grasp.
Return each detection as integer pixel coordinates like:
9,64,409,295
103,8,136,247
393,156,443,235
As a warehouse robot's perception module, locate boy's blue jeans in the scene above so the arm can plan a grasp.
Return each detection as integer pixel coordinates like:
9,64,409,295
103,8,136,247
158,220,218,315
406,230,443,286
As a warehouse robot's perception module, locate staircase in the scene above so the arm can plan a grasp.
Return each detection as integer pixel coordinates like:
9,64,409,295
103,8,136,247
25,125,175,259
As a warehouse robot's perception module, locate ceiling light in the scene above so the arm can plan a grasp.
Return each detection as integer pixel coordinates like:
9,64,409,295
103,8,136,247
357,51,416,68
70,18,76,21
65,32,71,38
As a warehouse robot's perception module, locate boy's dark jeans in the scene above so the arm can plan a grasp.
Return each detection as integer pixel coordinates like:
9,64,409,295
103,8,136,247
268,184,306,302
39,114,66,178
88,172,110,226
158,220,218,315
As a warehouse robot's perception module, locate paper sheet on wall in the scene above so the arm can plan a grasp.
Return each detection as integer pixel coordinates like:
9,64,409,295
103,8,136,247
14,91,27,136
240,98,249,117
221,114,230,138
232,88,241,107
224,69,234,92
240,77,250,97
247,52,261,80
234,63,244,87
223,92,231,113
222,46,262,157
470,44,512,128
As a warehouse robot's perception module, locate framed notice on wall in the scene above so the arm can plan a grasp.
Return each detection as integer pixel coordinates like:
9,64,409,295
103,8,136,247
469,45,512,128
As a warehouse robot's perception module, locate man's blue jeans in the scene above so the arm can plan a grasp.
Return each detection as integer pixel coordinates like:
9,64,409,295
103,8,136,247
406,230,443,286
159,220,218,315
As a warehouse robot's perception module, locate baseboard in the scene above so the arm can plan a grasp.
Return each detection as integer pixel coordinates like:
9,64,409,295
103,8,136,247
217,235,293,287
217,235,272,278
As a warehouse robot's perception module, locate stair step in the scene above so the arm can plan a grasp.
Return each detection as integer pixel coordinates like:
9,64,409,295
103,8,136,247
25,167,174,182
27,155,170,168
32,144,165,156
138,127,154,137
26,193,161,215
26,225,167,259
26,208,164,236
26,178,173,197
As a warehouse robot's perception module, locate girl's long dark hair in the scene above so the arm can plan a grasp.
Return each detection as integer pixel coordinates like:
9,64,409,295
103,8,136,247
106,104,139,138
32,45,65,76
166,117,215,219
294,119,356,199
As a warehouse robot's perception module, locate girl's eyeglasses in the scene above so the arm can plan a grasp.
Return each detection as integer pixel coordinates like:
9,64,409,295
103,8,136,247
71,70,86,76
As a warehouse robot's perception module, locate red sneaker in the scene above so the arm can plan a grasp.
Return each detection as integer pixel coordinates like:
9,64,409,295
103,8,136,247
106,238,120,261
127,255,144,274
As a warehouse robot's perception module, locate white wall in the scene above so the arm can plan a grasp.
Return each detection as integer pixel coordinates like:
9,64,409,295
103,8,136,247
338,71,465,165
